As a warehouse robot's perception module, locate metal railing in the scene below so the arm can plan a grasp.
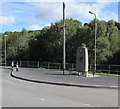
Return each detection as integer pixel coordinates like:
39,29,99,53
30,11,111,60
89,64,120,74
1,61,120,75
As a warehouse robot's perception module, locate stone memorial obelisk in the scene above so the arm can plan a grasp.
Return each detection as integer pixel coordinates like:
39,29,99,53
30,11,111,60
76,46,88,77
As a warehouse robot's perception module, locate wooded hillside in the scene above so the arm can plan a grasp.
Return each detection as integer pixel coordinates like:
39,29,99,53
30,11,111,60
1,19,120,65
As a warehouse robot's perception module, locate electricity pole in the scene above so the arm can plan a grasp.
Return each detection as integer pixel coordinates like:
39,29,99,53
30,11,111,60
63,2,65,75
4,35,7,66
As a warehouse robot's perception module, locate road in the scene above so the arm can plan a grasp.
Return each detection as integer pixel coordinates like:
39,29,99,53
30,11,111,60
1,68,118,107
13,68,118,87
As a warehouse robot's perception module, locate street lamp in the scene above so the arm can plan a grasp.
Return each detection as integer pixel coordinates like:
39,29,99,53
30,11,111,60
4,35,7,66
89,11,97,76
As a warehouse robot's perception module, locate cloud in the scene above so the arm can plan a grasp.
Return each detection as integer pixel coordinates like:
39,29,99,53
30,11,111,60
99,11,118,21
44,24,51,27
28,24,51,30
1,0,120,2
2,1,118,24
28,24,43,30
0,16,15,25
24,0,75,2
32,2,63,21
24,0,119,2
1,1,118,33
30,1,117,23
12,30,18,32
66,2,112,21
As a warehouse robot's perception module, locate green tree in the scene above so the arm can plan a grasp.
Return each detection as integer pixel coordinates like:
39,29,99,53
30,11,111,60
107,20,119,53
97,37,112,63
3,19,120,65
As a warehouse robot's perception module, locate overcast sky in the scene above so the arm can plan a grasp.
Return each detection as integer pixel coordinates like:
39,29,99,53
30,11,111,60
0,0,119,33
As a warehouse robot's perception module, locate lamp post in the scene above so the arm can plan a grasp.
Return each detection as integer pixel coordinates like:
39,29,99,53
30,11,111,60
4,35,8,66
89,11,97,76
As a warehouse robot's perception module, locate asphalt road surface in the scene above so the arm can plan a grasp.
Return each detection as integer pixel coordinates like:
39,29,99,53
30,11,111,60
13,68,118,87
2,68,118,107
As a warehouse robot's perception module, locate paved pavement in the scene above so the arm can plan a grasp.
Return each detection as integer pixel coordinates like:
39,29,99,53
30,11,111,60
1,68,119,107
12,68,119,89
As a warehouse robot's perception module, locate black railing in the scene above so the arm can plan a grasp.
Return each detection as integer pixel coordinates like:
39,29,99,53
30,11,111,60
1,61,120,75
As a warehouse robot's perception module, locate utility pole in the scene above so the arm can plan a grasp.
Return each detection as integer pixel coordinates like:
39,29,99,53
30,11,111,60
63,2,65,75
4,35,7,66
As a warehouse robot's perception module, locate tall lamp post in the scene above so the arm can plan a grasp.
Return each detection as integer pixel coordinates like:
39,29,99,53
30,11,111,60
4,35,7,66
89,11,97,76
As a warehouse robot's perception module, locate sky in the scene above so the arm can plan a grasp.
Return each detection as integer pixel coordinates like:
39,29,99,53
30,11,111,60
0,0,119,33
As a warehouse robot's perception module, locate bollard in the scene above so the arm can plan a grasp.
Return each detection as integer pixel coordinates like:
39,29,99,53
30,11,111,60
16,63,19,71
12,61,14,68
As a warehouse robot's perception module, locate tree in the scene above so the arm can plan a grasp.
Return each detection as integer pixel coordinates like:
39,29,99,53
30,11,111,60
3,19,120,65
107,20,119,53
97,37,112,63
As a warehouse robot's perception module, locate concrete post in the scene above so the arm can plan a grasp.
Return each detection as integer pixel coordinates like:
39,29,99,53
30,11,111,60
12,61,14,68
109,65,110,74
48,62,50,69
16,62,19,71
